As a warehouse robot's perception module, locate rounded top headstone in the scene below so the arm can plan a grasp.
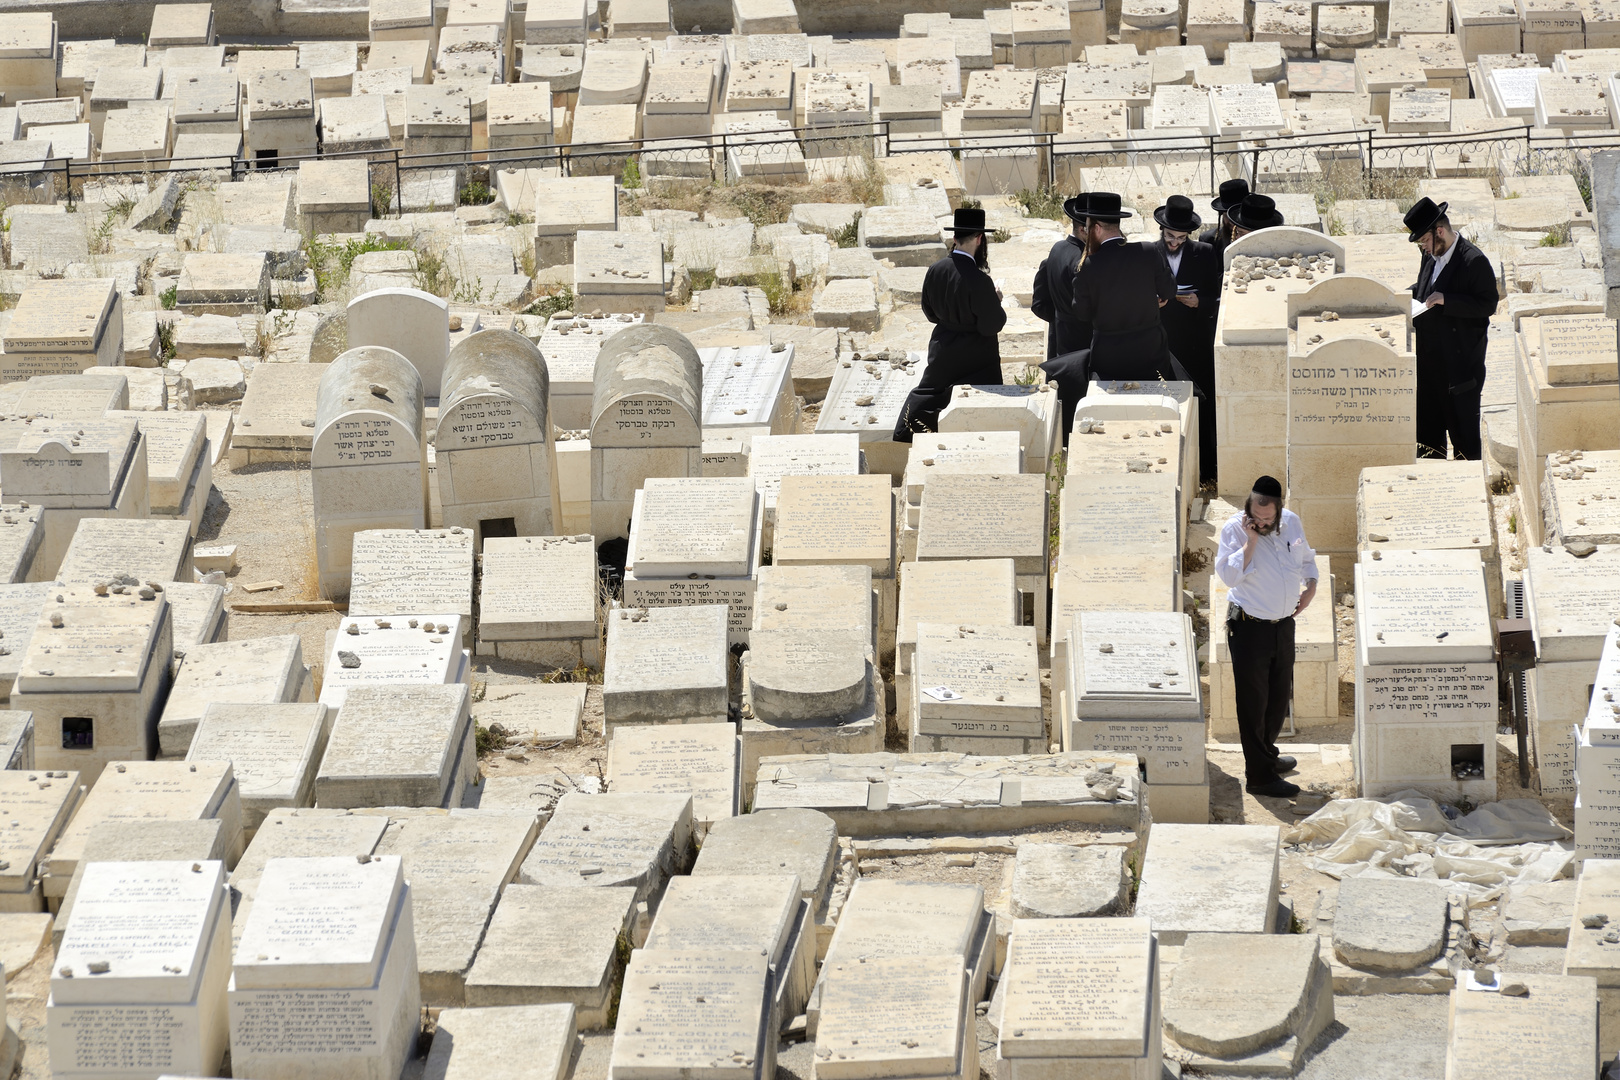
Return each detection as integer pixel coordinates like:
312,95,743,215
313,346,425,466
589,323,703,445
309,311,348,364
440,328,551,438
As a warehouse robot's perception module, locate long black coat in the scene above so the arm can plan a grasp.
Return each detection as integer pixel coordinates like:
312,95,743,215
1410,233,1497,393
1031,234,1091,358
1200,220,1232,270
1155,236,1221,384
893,249,1005,441
1071,237,1178,381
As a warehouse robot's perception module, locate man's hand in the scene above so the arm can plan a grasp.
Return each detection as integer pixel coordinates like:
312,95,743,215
1425,292,1445,309
1294,579,1318,617
1158,297,1169,307
1176,293,1199,308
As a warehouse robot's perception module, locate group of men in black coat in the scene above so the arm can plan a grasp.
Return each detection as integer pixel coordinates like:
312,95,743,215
894,182,1498,472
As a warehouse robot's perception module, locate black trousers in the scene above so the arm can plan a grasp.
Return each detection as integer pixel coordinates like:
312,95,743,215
891,360,1003,443
1416,359,1482,461
1226,614,1295,785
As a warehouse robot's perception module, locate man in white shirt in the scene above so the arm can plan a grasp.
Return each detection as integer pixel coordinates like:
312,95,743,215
1214,475,1319,798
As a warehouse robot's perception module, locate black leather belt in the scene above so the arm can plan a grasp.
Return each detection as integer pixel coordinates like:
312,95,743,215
1229,604,1287,624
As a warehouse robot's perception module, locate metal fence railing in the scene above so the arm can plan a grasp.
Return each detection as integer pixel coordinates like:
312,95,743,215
23,117,1616,214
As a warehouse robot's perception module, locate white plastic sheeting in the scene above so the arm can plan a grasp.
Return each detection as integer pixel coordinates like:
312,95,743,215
1283,793,1574,904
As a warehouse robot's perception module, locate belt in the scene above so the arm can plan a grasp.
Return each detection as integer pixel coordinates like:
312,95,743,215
1229,604,1288,624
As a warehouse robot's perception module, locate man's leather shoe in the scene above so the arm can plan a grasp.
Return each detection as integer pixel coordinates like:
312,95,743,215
1275,755,1297,773
1246,777,1301,798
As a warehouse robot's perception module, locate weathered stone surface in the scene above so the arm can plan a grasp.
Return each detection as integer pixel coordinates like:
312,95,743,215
1333,876,1447,970
1163,933,1334,1058
1501,879,1577,946
692,807,839,915
1008,842,1128,918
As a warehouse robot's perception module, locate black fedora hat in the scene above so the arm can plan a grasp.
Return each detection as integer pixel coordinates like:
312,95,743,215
1073,191,1133,222
1211,178,1249,214
952,206,987,233
1062,193,1088,224
1154,195,1202,233
1228,193,1284,232
1403,197,1448,242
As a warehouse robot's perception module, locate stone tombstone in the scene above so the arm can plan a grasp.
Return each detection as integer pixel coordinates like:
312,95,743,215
692,808,838,918
316,683,475,809
517,790,694,904
157,633,310,759
1445,974,1599,1078
1133,823,1281,944
589,324,703,542
622,477,762,643
0,709,33,768
0,764,76,912
48,860,233,1080
55,516,194,587
816,954,970,1080
606,722,739,835
609,950,774,1080
312,347,428,602
819,878,992,1015
317,613,467,711
999,917,1159,1075
461,885,636,1025
346,287,452,399
228,809,389,944
228,855,421,1080
773,474,895,575
478,534,601,669
372,809,539,1008
438,329,560,545
424,1004,578,1080
187,703,328,833
348,528,476,636
1,278,123,382
602,604,730,734
912,623,1042,747
16,583,173,784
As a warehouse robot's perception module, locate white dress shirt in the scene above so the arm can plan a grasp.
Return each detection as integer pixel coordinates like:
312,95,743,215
1166,247,1184,277
1215,509,1318,620
1420,238,1456,297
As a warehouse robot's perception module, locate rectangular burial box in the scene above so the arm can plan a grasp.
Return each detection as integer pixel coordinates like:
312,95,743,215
621,477,763,645
1354,548,1498,801
479,534,602,669
228,854,422,1080
347,528,475,646
316,613,468,711
910,623,1043,756
187,703,328,834
1133,823,1282,944
48,859,233,1080
157,633,311,759
0,765,79,912
14,584,173,784
315,683,475,809
601,604,730,737
0,278,123,382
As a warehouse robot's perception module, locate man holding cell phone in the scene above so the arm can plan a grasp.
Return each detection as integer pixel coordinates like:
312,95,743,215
1215,475,1318,799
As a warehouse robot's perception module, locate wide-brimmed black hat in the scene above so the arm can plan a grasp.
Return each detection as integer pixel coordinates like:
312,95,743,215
1154,195,1202,233
1228,193,1284,232
952,206,986,233
1062,194,1088,224
1070,191,1133,222
1404,197,1448,242
1211,178,1250,214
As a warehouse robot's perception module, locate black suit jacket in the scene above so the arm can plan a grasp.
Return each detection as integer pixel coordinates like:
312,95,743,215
1031,234,1091,357
1410,234,1498,393
921,249,1006,374
1072,237,1176,333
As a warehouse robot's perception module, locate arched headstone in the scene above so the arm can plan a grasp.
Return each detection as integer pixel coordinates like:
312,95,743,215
588,324,702,541
312,346,428,600
309,311,348,364
437,328,559,544
346,287,451,398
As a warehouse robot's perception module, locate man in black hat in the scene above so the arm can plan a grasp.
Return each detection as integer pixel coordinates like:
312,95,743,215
1404,197,1497,461
1067,192,1179,383
1215,475,1319,799
1200,178,1250,263
1225,193,1285,239
892,206,1006,442
1030,193,1092,360
1154,195,1221,484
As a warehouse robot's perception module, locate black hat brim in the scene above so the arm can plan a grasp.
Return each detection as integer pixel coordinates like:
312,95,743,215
1063,196,1087,224
1230,209,1284,231
1153,206,1202,231
1406,200,1448,242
